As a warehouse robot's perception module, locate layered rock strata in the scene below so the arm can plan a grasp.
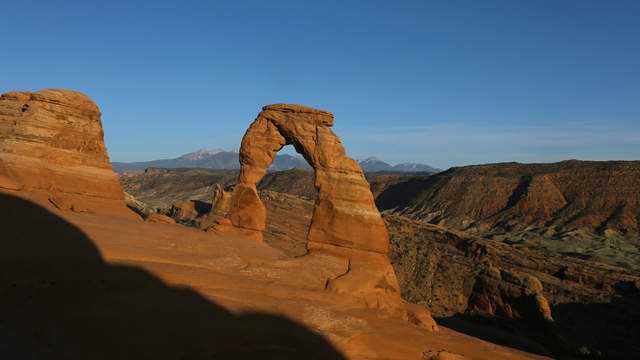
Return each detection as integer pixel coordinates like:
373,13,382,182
378,160,640,235
0,89,133,217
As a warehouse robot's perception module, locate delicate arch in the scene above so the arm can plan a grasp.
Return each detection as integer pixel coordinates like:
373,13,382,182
227,104,388,254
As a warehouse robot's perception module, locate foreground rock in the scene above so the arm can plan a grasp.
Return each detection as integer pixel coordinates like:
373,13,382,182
0,189,550,359
0,89,135,218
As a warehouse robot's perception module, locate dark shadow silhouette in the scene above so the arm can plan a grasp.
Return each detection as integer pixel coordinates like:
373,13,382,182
437,290,640,360
192,200,212,216
435,315,555,357
375,175,441,212
0,193,345,359
505,176,532,209
551,296,640,360
559,252,592,260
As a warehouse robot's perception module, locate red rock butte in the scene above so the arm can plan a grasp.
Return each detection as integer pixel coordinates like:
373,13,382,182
0,89,134,218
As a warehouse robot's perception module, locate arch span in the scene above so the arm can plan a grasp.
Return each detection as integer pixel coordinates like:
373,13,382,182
227,104,389,254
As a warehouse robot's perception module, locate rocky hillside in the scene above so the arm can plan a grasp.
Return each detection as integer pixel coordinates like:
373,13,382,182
377,160,640,270
384,214,640,358
119,168,239,210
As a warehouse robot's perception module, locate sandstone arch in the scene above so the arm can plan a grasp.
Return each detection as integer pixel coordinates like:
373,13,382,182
227,104,389,254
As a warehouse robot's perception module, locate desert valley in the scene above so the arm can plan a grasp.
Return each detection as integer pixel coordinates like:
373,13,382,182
1,89,639,359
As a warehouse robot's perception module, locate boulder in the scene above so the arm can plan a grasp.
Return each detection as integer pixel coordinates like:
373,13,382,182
466,266,553,322
124,191,153,216
171,200,198,221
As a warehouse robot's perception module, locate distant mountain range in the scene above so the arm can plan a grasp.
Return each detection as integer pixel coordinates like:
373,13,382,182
356,157,441,173
112,150,440,174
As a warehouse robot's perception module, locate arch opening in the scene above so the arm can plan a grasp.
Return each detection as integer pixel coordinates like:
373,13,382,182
257,147,317,257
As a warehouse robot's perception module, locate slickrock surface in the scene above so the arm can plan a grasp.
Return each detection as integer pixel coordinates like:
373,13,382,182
145,213,177,224
1,188,551,360
0,89,134,218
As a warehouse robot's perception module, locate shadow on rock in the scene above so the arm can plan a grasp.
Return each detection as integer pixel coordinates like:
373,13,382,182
437,291,640,360
435,315,556,358
0,193,345,359
551,295,640,359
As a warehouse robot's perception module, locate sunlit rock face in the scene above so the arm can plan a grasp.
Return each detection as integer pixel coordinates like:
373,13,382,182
206,104,418,316
229,104,389,254
0,89,133,217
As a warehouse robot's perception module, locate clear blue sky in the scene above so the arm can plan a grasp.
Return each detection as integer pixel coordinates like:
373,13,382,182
2,1,639,169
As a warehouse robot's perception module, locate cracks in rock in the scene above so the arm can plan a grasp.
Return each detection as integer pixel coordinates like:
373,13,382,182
325,258,351,289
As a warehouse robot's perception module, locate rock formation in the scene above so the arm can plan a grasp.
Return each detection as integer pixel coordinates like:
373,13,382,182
209,104,415,317
171,200,199,220
211,183,231,214
124,191,153,216
0,89,134,218
466,267,553,322
218,104,388,254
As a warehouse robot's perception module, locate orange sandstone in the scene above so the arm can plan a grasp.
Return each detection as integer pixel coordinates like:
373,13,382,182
0,89,135,218
209,104,417,317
